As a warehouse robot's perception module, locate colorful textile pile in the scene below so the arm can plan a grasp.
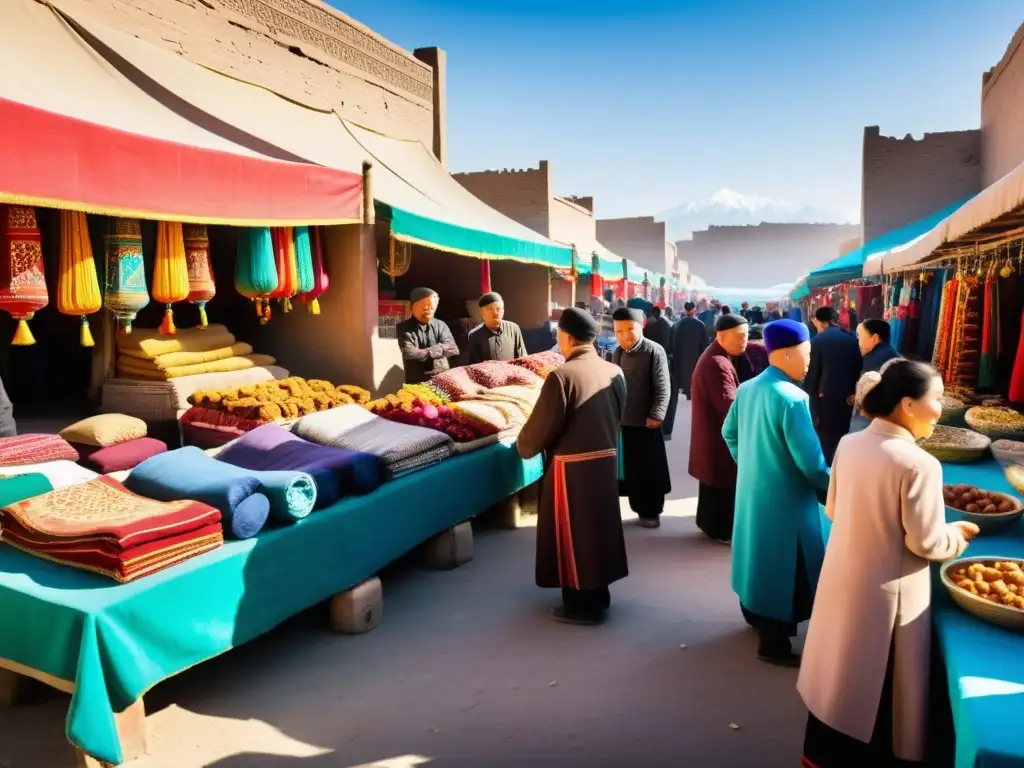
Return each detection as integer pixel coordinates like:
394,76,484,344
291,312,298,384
180,406,267,448
117,352,276,381
292,405,455,479
510,351,565,379
0,475,223,582
365,389,497,443
431,361,542,400
188,377,372,421
59,413,167,473
217,424,383,508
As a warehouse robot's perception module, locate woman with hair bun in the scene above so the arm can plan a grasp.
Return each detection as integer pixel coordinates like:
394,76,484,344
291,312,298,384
797,359,979,767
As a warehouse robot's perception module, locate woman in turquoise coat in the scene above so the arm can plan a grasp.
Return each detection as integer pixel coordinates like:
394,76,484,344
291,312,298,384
722,319,830,667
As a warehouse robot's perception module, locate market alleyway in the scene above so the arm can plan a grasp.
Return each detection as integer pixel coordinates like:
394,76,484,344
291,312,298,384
0,401,807,768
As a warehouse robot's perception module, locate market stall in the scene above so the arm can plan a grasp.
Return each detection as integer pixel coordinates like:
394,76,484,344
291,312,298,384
819,456,1024,768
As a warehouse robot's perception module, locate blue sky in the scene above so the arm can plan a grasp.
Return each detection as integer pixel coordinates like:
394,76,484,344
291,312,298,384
329,0,1021,221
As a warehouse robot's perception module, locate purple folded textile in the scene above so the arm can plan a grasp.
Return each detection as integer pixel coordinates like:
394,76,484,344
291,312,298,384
216,424,383,508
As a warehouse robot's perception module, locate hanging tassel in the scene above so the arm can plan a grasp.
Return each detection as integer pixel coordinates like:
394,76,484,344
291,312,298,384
283,297,293,313
118,318,133,335
80,315,95,347
309,297,321,315
198,302,209,328
159,304,176,335
11,318,35,346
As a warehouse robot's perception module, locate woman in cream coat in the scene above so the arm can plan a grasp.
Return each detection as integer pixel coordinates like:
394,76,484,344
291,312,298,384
797,360,979,767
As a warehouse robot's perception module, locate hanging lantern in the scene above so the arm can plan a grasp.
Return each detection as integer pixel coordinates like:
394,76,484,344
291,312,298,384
589,254,602,298
268,227,298,314
299,225,329,315
57,210,102,347
152,221,190,335
235,227,278,322
184,224,216,328
293,226,315,314
0,205,48,345
103,218,149,335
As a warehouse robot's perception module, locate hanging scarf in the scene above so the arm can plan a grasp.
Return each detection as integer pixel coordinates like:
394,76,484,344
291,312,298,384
57,210,102,347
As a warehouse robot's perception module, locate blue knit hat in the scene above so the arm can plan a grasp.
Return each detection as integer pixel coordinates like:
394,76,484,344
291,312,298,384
763,319,810,353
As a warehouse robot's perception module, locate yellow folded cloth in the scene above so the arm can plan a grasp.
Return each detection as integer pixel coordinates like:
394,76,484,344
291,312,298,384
116,354,277,380
116,324,236,360
450,401,510,431
144,343,253,371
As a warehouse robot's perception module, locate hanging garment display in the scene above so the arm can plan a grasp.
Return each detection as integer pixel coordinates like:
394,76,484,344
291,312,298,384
152,221,190,335
300,225,329,315
0,205,48,345
293,226,315,313
184,224,216,328
103,218,149,335
268,227,298,317
58,210,102,347
234,227,278,321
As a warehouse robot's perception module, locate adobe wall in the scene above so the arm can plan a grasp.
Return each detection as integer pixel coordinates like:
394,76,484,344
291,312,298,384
595,217,672,275
549,196,598,255
676,223,860,288
453,162,552,238
981,22,1024,185
66,0,440,149
861,126,981,242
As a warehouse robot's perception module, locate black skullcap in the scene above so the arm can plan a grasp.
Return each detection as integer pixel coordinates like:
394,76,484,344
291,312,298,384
612,307,645,324
715,313,748,332
478,292,502,308
558,307,598,342
410,287,438,304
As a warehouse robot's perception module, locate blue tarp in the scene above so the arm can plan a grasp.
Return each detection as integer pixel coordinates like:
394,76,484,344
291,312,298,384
805,197,974,290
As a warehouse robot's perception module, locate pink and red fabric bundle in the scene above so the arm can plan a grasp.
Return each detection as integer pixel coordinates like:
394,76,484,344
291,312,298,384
179,405,266,448
510,351,565,380
373,398,497,443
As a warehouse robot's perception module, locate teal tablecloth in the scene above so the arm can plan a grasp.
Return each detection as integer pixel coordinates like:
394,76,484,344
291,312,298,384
820,458,1024,768
0,440,542,765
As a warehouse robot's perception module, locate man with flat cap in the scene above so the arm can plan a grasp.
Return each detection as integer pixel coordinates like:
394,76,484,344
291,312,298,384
396,287,459,384
689,312,767,544
518,307,628,625
466,292,526,364
723,319,830,666
612,306,671,528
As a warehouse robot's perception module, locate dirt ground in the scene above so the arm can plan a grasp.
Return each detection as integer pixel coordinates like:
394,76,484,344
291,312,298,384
0,401,807,768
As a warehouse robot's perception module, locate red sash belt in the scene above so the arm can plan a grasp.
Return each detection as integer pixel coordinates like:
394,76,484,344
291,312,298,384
552,448,617,589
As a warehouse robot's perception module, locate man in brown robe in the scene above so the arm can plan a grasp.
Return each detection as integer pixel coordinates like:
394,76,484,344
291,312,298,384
688,313,766,544
518,307,627,625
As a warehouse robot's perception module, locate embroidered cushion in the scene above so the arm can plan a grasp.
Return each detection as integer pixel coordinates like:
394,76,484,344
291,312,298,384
0,434,79,467
60,414,147,447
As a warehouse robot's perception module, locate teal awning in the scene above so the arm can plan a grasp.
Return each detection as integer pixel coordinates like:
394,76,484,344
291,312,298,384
379,204,574,268
791,283,810,301
806,198,972,290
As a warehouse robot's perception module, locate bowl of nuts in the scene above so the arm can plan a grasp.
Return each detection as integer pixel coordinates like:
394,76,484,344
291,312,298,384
941,558,1024,631
943,483,1023,534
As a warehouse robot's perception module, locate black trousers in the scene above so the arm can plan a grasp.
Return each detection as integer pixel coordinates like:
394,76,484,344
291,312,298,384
628,488,665,520
695,483,735,541
562,587,610,619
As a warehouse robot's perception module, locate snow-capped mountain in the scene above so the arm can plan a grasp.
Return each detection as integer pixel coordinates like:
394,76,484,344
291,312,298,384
657,189,856,241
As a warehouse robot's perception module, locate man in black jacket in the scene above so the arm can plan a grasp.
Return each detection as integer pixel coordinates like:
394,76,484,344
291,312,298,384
804,306,862,464
395,287,460,384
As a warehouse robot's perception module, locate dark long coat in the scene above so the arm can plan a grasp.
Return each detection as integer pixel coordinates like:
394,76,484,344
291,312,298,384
671,315,710,395
688,340,765,489
804,326,863,462
517,345,628,590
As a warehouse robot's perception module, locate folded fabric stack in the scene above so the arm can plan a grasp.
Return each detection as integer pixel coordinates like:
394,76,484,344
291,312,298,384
126,446,317,538
510,351,565,379
180,406,268,449
457,384,543,427
0,460,98,490
115,324,277,381
0,475,223,582
60,413,168,473
364,387,498,443
292,405,455,480
217,424,383,508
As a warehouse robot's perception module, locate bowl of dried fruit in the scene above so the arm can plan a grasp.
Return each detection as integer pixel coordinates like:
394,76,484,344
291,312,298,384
918,426,991,463
943,483,1023,534
965,406,1024,441
941,558,1024,631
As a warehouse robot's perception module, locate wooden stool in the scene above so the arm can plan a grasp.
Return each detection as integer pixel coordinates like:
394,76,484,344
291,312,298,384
329,576,382,634
421,522,474,569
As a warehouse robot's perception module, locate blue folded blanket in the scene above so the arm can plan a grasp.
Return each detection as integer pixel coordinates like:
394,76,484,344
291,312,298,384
216,424,383,508
126,447,316,536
